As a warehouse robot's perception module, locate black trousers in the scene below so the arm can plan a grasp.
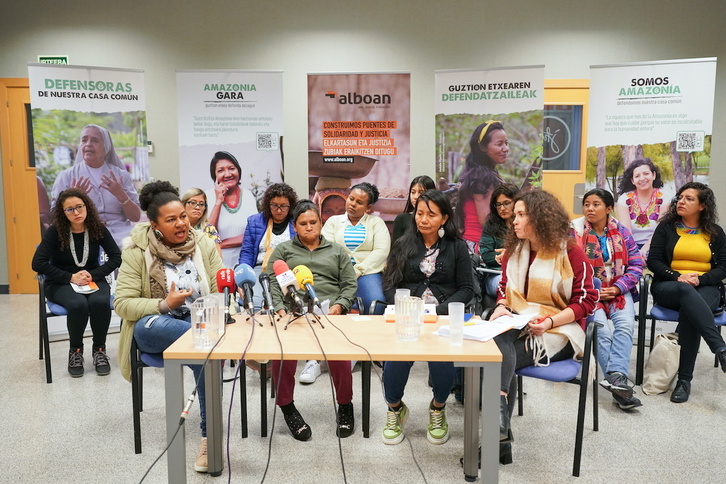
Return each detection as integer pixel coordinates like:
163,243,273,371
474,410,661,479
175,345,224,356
46,281,111,350
651,281,725,382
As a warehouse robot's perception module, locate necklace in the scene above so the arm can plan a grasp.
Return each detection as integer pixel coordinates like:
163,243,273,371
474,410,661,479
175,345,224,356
223,188,241,214
626,188,663,228
69,229,90,267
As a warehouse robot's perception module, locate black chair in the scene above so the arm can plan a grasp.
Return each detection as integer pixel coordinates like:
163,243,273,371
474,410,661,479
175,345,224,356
37,275,66,384
515,278,601,477
130,336,164,454
635,274,726,385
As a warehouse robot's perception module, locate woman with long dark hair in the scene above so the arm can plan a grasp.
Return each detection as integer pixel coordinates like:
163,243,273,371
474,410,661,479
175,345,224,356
381,190,473,446
647,182,726,403
391,175,436,244
456,120,508,253
32,188,121,377
479,183,519,297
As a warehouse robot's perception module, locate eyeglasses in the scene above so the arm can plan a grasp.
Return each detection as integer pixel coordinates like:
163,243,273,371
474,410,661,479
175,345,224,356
494,200,513,208
185,201,207,209
63,204,86,214
270,203,291,212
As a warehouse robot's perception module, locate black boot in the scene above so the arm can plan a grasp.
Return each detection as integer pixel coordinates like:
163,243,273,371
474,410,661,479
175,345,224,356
499,394,510,440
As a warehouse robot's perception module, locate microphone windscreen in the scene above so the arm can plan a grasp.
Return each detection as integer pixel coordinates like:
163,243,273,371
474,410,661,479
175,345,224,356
292,265,314,286
259,272,270,284
233,263,256,286
273,259,290,276
216,268,236,291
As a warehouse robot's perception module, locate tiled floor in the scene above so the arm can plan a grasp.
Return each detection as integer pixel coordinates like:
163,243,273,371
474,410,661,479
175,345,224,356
5,293,726,483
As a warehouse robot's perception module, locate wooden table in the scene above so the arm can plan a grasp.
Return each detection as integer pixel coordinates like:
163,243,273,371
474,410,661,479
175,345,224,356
163,313,502,483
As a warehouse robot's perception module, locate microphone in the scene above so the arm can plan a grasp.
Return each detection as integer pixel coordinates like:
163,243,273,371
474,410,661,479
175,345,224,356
292,265,321,309
233,263,256,315
273,260,304,311
215,268,236,324
258,272,275,310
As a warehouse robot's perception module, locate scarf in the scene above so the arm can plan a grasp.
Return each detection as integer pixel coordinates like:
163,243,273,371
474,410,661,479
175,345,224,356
261,218,274,272
146,226,197,300
572,216,627,314
505,240,582,365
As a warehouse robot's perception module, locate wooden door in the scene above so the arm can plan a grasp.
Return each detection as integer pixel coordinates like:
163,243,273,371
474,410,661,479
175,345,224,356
0,78,40,294
542,79,590,219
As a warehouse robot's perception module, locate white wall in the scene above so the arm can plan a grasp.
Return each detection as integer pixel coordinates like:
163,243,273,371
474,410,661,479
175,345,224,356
1,0,725,286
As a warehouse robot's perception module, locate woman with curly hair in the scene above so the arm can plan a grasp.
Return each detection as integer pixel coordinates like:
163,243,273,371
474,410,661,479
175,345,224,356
647,182,726,403
32,188,121,377
456,120,507,253
238,182,298,310
615,159,670,254
490,189,598,448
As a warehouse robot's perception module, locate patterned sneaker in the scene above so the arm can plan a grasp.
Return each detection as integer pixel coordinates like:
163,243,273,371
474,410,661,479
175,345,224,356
299,360,321,384
427,405,449,445
194,437,208,473
613,393,643,411
92,347,111,376
68,348,84,378
599,371,634,400
283,405,312,441
382,402,408,445
336,402,355,438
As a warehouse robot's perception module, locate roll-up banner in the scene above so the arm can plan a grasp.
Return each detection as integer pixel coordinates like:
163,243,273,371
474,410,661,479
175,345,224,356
176,70,284,268
434,65,544,248
586,58,717,252
307,72,410,226
28,63,148,247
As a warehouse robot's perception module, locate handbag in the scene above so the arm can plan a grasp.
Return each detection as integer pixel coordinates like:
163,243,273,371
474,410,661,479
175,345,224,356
642,332,680,395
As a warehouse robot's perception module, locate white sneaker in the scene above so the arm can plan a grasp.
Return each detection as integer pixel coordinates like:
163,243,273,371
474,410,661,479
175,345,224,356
299,360,321,384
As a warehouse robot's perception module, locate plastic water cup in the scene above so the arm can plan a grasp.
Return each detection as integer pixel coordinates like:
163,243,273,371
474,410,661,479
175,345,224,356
395,288,411,313
395,296,423,342
448,302,465,346
191,295,222,350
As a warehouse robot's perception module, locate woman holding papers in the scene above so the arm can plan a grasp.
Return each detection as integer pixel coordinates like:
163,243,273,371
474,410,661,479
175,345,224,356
491,189,598,447
32,188,121,378
114,181,225,474
381,190,473,446
571,188,644,410
267,200,358,441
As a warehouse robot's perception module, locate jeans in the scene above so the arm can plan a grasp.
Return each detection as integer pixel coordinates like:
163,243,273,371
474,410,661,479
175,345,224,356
134,314,207,437
594,292,635,376
484,273,502,298
356,273,385,315
46,281,112,350
383,361,455,405
651,281,726,382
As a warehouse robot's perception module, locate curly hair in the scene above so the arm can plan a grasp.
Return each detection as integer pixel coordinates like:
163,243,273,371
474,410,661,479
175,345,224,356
139,180,180,223
484,183,519,240
618,159,664,194
51,188,106,250
260,183,298,221
383,190,458,291
504,189,571,256
350,182,380,205
660,182,719,239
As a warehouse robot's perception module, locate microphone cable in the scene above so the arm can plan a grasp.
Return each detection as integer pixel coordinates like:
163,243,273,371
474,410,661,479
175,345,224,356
138,327,227,484
321,312,430,484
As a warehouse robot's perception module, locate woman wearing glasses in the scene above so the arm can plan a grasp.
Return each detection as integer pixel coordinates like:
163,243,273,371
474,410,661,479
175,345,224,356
32,188,121,377
238,183,298,308
479,183,519,298
182,188,221,256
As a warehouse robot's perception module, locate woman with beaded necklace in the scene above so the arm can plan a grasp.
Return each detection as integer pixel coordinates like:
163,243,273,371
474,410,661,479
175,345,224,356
32,188,121,377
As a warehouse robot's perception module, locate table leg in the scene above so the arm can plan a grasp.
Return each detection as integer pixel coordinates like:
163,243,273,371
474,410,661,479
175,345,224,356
205,360,224,476
165,360,187,484
362,361,371,438
240,360,248,438
480,362,501,484
462,366,479,482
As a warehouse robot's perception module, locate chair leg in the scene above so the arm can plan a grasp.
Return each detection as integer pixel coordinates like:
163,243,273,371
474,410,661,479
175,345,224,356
41,312,52,384
715,326,723,368
517,375,524,416
239,360,248,438
362,361,371,438
260,362,268,438
131,364,143,454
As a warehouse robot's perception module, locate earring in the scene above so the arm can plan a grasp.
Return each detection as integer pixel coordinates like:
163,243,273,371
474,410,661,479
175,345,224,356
438,226,445,238
154,229,163,240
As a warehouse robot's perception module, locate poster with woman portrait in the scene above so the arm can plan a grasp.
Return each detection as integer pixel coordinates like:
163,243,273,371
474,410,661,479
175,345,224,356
307,72,410,225
586,58,717,254
176,70,284,268
28,63,149,247
434,66,544,251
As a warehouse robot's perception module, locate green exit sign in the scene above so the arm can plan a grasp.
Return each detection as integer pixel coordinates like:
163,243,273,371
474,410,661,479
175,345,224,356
38,55,69,65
